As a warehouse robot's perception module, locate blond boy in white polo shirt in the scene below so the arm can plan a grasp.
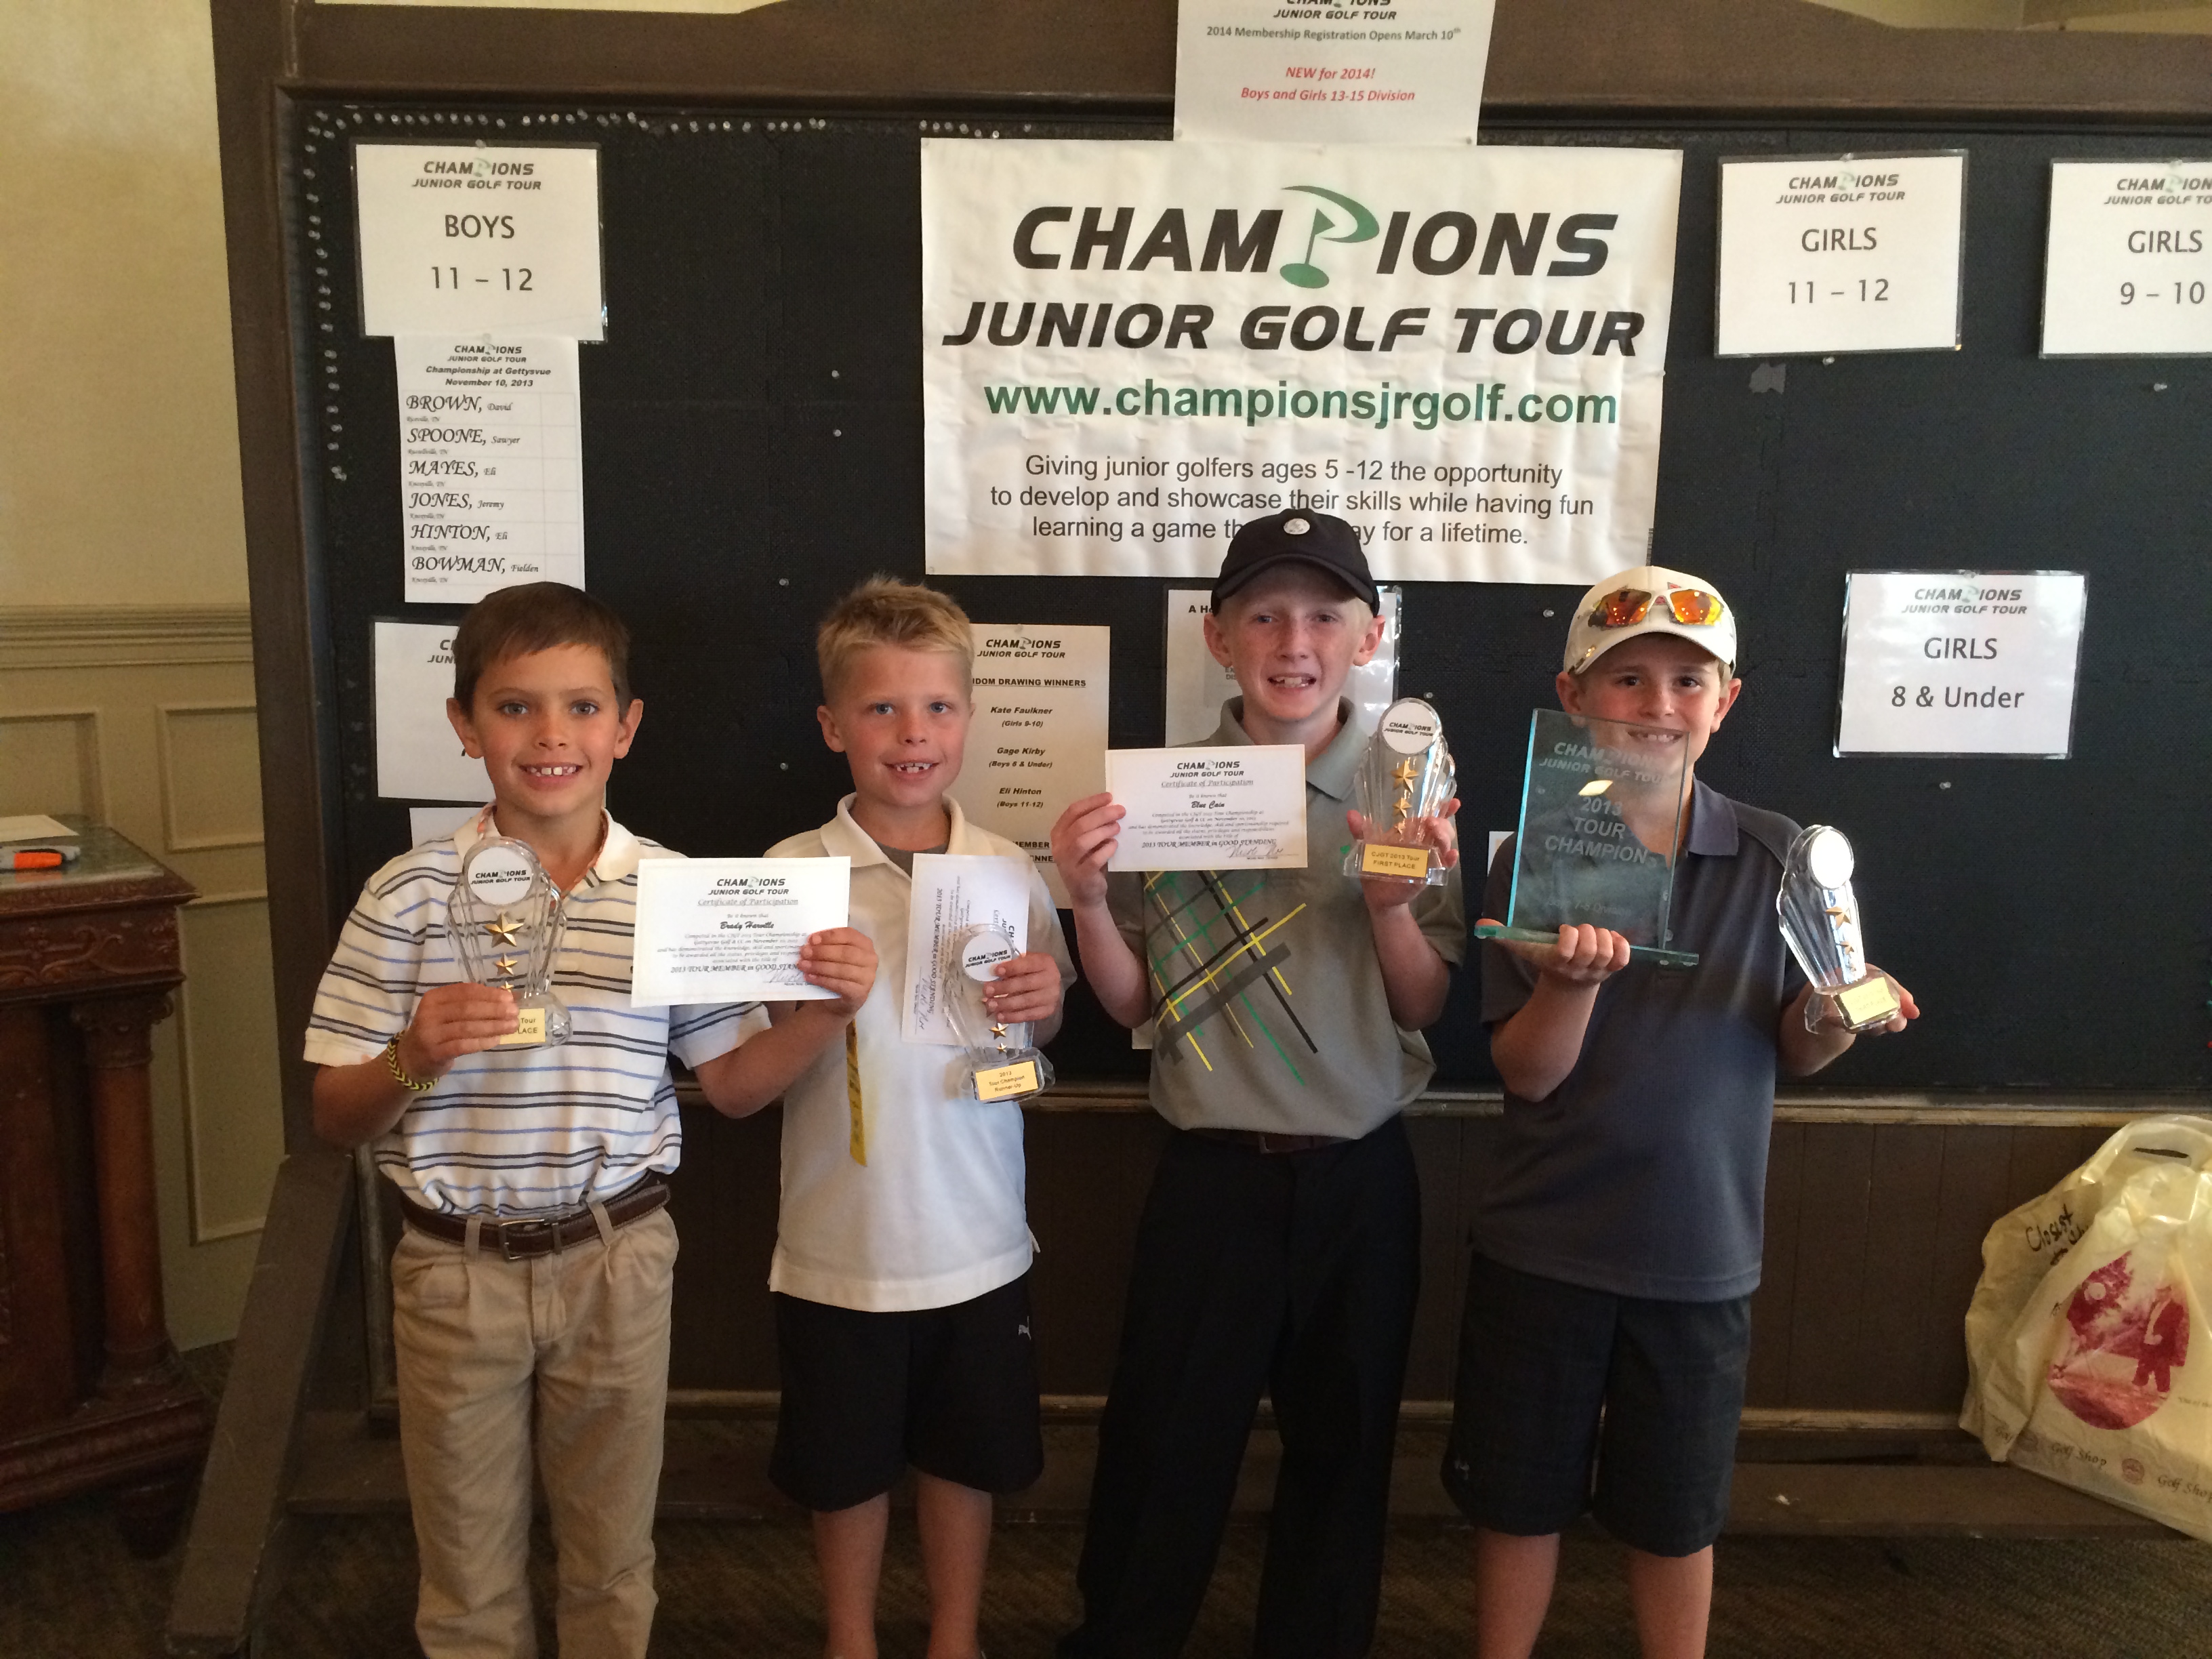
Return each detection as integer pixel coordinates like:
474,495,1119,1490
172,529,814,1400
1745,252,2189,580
756,577,1075,1659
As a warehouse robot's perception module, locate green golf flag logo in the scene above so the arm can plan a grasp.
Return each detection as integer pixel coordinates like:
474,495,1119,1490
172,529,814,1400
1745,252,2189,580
1279,186,1380,289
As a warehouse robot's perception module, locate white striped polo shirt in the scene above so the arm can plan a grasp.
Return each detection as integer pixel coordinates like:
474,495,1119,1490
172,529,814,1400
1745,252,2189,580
304,806,766,1215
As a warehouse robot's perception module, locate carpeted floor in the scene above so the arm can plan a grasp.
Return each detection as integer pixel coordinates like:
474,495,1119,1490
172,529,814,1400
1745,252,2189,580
9,1491,2212,1658
6,1344,2211,1656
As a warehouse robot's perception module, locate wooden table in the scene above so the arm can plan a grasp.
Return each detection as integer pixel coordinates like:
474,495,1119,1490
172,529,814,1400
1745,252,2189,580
0,821,212,1554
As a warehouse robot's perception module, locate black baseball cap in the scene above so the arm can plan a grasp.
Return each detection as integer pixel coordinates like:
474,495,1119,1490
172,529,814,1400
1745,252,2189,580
1212,509,1380,611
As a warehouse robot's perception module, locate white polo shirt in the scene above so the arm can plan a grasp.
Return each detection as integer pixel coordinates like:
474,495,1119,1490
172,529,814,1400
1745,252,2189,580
305,806,766,1215
766,796,1076,1313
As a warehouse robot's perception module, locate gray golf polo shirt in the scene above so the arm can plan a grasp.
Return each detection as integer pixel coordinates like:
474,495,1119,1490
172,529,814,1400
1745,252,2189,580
1474,780,1807,1302
1110,699,1467,1139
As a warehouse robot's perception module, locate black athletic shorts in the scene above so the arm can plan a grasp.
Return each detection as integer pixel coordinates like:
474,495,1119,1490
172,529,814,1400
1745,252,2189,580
1441,1252,1752,1557
769,1273,1044,1513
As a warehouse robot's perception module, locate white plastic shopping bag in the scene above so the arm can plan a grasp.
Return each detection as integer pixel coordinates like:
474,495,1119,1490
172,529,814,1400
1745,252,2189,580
1963,1115,2212,1538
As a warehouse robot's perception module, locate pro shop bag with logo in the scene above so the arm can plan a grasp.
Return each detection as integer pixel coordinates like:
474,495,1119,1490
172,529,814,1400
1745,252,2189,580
1963,1115,2212,1538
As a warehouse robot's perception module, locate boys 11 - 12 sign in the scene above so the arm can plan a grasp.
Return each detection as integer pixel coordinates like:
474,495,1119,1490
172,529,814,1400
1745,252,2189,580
922,140,1683,586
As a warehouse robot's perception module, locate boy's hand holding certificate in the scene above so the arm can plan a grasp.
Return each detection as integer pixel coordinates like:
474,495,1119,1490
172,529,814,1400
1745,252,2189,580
631,857,850,1006
1104,745,1307,872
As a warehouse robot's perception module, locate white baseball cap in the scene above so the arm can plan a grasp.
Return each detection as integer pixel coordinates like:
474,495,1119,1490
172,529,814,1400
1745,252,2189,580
1562,565,1738,675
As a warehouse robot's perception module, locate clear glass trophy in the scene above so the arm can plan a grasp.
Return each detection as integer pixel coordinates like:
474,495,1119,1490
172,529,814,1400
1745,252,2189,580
450,836,571,1048
1342,697,1456,886
1473,708,1698,968
943,925,1052,1103
1776,825,1902,1031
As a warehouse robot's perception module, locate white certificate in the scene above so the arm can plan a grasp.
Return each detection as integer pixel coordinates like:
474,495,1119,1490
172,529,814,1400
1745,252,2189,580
1105,745,1307,872
1174,0,1495,146
630,857,849,1006
373,619,491,802
2042,161,2212,357
901,853,1033,1045
354,142,605,340
946,624,1109,908
1717,152,1965,356
1835,571,2088,758
1164,587,1400,745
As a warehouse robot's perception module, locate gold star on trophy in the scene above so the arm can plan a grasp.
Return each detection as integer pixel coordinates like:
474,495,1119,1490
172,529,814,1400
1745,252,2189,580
484,912,523,946
493,954,520,979
1390,760,1421,829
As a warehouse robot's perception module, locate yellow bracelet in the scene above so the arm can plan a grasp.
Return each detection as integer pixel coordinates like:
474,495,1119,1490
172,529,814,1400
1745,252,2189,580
383,1036,436,1094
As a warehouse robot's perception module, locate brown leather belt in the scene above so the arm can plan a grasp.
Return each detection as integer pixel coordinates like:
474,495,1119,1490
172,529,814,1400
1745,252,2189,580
399,1179,669,1260
1192,1128,1349,1155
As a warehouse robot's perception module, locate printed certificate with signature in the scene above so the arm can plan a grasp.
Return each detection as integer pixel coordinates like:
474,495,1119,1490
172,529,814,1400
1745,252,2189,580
630,857,850,1006
1104,745,1307,872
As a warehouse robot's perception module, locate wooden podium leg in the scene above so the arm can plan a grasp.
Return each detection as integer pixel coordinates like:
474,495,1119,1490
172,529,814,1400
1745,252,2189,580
73,992,184,1397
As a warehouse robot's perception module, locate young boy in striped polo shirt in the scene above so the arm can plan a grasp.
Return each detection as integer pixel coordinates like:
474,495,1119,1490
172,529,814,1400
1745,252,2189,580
306,582,878,1658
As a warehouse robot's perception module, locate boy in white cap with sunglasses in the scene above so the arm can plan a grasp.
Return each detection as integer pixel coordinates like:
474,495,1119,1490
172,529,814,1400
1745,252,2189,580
1448,567,1918,1659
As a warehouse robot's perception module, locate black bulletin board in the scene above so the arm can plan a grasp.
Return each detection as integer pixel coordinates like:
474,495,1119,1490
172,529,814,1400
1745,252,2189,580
296,102,2212,1094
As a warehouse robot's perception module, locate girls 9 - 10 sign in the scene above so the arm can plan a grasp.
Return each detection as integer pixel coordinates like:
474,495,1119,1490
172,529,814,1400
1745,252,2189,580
1717,152,1965,358
922,139,1683,587
2043,161,2212,357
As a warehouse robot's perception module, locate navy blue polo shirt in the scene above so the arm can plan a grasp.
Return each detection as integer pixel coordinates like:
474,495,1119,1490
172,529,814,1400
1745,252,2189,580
1474,780,1806,1302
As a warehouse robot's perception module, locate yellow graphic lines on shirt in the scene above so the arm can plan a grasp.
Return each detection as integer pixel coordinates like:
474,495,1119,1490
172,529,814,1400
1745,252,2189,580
1143,869,1315,1086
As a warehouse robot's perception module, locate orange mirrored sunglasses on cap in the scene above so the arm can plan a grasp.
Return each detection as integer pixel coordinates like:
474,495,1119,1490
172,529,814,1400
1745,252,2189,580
1586,586,1727,630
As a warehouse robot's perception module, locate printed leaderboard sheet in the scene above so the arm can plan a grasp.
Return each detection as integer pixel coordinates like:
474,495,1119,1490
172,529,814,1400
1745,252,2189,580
397,337,585,603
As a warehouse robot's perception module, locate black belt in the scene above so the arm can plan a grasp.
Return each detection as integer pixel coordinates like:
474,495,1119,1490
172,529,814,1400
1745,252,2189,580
1191,1128,1349,1155
400,1179,669,1260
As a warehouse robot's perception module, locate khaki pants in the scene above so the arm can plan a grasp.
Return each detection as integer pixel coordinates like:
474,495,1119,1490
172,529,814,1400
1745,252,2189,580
390,1206,677,1659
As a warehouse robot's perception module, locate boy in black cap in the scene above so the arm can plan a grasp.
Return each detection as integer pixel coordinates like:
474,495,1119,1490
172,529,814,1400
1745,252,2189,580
1050,509,1466,1658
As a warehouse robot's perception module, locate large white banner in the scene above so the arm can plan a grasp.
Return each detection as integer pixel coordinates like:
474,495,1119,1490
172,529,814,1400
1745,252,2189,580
923,140,1681,586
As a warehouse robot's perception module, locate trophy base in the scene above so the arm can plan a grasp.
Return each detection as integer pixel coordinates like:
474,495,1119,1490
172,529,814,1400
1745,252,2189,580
1472,922,1698,970
1824,976,1901,1033
493,994,571,1050
968,1048,1053,1103
1343,840,1450,885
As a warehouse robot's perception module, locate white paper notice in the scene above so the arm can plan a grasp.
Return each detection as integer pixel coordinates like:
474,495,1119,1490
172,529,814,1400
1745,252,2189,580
409,805,482,848
373,619,493,801
0,815,77,842
2042,161,2212,357
901,853,1033,1044
396,337,584,602
947,624,1109,908
1717,153,1966,356
1175,0,1495,145
1835,571,2088,757
1105,745,1307,872
631,857,850,1006
1164,586,1400,745
354,143,605,340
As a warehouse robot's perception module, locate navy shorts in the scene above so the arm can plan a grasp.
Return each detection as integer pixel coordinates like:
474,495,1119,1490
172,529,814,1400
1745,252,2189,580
769,1273,1044,1513
1441,1252,1751,1557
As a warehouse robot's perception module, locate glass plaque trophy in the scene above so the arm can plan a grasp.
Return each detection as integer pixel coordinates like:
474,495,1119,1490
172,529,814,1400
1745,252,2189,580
1472,708,1698,968
943,926,1052,1103
1343,697,1456,885
1776,825,1902,1031
450,836,571,1048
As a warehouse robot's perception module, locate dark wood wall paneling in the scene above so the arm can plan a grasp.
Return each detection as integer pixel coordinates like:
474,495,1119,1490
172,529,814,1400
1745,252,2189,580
647,1107,2131,1414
